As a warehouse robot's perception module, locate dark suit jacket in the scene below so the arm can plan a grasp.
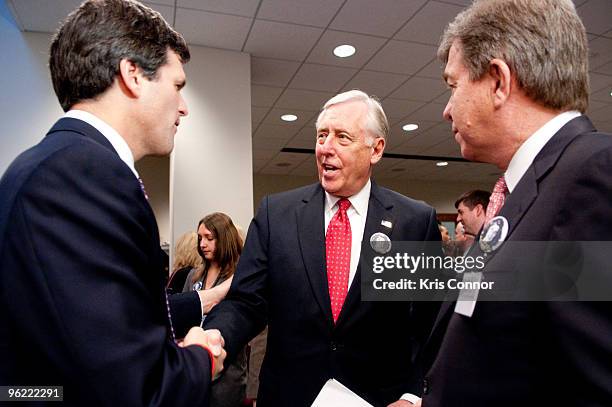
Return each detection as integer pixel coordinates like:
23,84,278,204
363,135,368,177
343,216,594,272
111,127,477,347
0,118,211,406
204,182,441,407
422,116,612,407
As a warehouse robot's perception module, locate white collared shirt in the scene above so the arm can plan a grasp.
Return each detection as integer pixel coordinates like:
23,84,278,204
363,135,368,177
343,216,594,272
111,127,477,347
505,110,580,193
64,109,139,179
324,179,371,289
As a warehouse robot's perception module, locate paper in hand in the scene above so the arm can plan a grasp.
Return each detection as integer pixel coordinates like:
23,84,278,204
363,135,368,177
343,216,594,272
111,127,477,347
311,379,373,407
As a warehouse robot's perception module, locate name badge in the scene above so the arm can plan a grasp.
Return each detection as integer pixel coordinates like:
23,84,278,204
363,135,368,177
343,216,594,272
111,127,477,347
454,271,483,317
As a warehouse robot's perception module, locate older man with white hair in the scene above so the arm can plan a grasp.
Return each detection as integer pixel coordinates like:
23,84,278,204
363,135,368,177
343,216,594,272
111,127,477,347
204,90,442,406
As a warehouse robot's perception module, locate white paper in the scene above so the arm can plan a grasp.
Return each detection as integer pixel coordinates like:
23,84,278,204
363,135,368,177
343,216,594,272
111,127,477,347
311,379,373,407
454,271,482,317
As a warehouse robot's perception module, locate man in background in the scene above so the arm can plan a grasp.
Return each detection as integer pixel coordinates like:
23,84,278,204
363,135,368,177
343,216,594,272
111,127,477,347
0,0,224,404
454,190,490,237
420,0,612,405
205,90,441,406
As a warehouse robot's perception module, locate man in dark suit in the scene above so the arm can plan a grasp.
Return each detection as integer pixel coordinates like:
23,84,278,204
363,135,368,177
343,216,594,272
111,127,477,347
204,90,441,407
0,0,225,405
418,0,612,406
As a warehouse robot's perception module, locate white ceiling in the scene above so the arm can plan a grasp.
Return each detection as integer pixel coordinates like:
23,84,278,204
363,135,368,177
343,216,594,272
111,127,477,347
8,0,612,185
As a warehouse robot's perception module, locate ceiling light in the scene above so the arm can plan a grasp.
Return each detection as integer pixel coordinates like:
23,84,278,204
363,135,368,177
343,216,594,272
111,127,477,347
436,161,448,167
333,44,356,58
402,123,419,131
281,114,298,122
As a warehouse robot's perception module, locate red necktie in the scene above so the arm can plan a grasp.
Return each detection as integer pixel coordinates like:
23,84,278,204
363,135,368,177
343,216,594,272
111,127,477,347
326,198,352,323
485,176,508,225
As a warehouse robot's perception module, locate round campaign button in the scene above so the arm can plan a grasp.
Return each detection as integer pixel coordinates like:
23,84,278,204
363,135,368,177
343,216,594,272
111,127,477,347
479,216,508,253
370,232,392,254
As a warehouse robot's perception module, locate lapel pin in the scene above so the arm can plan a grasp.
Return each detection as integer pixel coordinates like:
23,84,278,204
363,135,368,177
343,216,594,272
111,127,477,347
381,220,392,228
370,232,392,254
479,216,509,253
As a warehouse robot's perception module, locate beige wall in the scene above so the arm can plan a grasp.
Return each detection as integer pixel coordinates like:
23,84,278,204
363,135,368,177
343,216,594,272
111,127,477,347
171,46,253,250
136,156,170,244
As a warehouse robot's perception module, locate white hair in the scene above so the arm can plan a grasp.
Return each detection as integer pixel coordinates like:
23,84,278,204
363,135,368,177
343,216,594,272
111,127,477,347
316,89,389,145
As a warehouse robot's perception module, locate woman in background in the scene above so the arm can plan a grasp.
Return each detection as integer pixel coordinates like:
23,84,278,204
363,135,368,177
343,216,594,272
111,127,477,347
183,212,246,407
167,231,202,294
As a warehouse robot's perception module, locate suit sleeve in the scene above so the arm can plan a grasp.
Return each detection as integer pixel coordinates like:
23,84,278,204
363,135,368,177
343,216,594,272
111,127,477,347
203,196,270,361
1,143,211,405
169,292,202,338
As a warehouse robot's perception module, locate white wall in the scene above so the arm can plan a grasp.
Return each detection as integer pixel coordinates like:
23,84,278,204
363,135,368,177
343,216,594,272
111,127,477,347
253,173,492,215
171,46,252,245
0,6,61,175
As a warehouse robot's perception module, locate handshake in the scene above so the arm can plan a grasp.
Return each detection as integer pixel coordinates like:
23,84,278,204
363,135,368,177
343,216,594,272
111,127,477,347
179,327,227,379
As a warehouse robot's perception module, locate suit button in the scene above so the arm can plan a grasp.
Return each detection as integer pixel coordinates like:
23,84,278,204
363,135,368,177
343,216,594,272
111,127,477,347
331,341,337,351
423,378,430,395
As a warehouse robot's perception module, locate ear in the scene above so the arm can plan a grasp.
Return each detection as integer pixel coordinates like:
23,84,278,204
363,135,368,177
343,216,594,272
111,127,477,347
475,203,484,216
488,58,512,109
118,59,145,98
370,137,385,165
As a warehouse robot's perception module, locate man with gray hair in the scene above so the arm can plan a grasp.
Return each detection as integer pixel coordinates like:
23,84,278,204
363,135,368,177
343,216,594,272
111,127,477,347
418,0,612,406
204,90,441,406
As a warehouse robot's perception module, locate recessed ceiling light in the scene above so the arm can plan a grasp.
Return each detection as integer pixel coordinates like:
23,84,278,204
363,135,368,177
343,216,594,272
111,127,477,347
281,114,298,122
333,44,356,58
436,161,448,167
276,162,292,167
402,123,419,131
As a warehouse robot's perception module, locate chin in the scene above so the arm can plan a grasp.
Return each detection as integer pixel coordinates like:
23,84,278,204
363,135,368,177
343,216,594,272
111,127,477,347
321,180,339,194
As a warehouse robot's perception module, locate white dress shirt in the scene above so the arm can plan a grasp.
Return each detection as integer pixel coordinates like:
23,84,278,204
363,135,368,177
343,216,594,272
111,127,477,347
324,179,371,289
505,111,580,193
64,109,139,179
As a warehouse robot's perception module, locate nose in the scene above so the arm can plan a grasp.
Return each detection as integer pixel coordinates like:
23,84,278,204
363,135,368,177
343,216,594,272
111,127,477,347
456,214,462,223
317,134,335,156
443,98,452,122
179,94,188,117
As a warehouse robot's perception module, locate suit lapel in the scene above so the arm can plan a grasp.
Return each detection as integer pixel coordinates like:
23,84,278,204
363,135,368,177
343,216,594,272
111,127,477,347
336,182,395,327
296,184,333,326
481,116,596,263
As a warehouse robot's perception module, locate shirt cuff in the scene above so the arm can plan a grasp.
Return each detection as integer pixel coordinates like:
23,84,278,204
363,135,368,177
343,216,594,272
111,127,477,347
196,290,205,315
400,393,421,405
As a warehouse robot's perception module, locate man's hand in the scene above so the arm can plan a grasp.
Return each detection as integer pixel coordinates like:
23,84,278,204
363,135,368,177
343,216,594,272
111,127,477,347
388,399,421,407
197,276,233,314
180,327,227,379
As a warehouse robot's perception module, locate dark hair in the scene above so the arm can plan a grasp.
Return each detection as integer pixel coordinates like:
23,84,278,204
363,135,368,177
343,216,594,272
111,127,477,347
192,213,243,284
455,190,491,210
50,0,190,112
